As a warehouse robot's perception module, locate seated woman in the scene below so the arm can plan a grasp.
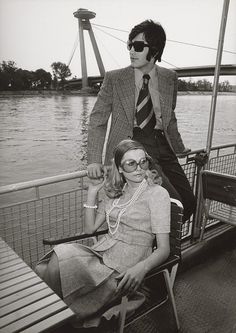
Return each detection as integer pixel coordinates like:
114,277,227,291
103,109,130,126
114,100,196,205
35,139,170,328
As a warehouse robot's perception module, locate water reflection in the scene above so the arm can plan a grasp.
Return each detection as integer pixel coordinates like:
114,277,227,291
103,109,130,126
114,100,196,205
80,97,90,164
0,94,235,186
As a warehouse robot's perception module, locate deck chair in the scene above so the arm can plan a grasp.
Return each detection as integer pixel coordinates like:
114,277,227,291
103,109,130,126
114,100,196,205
200,170,236,241
43,198,183,332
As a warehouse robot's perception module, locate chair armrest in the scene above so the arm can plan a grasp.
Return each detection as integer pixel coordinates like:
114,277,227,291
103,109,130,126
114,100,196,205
145,255,180,280
43,229,108,245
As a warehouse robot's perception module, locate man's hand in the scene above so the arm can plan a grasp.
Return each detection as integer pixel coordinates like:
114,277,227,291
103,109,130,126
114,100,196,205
87,163,104,179
87,163,111,179
176,147,191,158
88,177,106,193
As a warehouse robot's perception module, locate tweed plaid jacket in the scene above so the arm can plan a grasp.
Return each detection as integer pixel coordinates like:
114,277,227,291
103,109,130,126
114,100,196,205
87,65,186,165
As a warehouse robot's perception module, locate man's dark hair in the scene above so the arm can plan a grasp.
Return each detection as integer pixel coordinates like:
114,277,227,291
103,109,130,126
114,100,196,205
128,20,166,62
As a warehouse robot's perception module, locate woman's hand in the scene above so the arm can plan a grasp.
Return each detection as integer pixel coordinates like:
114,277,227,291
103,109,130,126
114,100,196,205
115,262,147,296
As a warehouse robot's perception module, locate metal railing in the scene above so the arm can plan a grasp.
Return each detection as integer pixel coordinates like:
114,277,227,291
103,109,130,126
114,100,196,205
0,172,87,267
0,143,235,268
182,143,236,242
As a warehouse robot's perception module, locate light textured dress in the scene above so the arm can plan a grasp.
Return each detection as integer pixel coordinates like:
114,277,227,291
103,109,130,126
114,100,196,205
36,181,170,328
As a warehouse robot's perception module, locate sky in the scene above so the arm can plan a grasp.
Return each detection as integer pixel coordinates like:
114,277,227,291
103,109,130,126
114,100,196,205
0,0,236,83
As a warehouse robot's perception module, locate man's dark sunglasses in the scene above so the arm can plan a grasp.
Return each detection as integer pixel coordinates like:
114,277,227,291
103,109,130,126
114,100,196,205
127,41,150,52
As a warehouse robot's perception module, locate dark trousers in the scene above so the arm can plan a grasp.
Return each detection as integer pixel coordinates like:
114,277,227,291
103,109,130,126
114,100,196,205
133,128,196,221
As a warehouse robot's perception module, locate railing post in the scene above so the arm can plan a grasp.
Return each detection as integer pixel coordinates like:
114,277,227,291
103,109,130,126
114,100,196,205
35,186,40,200
205,0,230,163
194,0,230,240
192,164,204,239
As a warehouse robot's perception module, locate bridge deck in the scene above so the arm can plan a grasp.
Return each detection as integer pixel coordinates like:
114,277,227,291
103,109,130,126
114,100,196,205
66,64,236,88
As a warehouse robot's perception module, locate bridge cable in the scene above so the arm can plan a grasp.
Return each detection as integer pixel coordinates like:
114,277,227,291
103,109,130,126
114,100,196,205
67,31,80,68
167,39,236,54
92,23,236,55
92,23,128,33
93,30,121,67
93,26,127,44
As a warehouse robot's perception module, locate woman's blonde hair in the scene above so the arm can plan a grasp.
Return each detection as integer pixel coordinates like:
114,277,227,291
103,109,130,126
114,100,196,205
104,139,162,198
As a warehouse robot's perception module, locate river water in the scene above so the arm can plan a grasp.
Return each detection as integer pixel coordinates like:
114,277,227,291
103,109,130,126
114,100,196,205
0,94,235,186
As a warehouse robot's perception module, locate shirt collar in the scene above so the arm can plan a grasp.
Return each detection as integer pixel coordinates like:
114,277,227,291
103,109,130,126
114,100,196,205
134,65,158,88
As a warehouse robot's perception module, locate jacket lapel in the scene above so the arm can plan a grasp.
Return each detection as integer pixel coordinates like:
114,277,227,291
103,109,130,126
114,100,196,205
116,66,135,127
114,66,174,130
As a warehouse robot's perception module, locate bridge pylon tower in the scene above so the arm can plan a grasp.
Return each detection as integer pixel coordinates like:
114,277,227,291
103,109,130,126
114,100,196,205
73,8,105,89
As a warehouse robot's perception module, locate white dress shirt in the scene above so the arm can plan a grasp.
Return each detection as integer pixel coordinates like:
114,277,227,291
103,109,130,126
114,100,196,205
134,66,163,130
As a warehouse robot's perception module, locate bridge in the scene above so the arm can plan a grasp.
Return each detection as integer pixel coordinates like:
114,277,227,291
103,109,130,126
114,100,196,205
65,64,236,89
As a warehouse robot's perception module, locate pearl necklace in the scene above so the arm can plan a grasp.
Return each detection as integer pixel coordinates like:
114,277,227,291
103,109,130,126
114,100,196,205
106,179,147,235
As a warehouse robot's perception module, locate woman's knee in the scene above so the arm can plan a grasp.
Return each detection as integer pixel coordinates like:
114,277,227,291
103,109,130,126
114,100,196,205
37,252,63,298
47,252,63,297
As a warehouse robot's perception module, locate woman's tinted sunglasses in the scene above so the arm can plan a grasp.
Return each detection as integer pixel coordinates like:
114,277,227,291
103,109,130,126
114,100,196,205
127,41,150,52
121,157,150,173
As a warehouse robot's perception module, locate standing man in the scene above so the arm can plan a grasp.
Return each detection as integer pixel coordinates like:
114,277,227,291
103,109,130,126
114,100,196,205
87,20,196,221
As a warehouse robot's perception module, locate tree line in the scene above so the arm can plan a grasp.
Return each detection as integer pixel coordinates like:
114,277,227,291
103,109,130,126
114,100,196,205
0,60,232,92
178,78,232,92
0,61,71,90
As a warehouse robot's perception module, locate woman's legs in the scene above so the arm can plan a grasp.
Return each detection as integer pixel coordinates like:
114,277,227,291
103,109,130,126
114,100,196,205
36,252,62,298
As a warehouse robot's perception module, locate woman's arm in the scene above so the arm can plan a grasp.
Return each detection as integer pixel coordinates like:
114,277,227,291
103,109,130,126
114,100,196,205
116,232,170,295
84,179,106,234
140,232,170,272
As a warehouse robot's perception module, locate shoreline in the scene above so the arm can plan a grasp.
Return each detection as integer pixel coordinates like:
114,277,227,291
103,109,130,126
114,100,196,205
0,90,236,97
178,91,236,96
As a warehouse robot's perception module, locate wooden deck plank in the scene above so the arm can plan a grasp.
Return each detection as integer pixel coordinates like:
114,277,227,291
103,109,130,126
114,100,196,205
0,283,47,307
20,308,75,333
0,276,41,299
1,300,69,333
0,262,26,277
0,271,36,290
0,247,14,255
0,253,19,263
0,258,23,270
0,288,54,317
0,266,32,283
0,294,62,328
0,237,75,332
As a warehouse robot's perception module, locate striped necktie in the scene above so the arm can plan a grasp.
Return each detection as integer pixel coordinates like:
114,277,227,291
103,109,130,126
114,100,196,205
136,74,156,134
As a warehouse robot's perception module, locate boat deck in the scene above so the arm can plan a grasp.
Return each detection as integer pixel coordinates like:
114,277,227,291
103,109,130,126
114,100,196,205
53,228,236,333
174,229,236,333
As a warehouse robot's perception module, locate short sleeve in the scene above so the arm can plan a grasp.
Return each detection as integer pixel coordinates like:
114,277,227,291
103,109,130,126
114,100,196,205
148,185,170,234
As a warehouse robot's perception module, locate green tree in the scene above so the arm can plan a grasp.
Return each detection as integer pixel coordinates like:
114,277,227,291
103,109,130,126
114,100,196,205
14,69,34,90
51,62,71,89
0,68,10,90
34,69,52,89
178,79,188,91
1,60,17,73
219,80,230,92
0,61,18,89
